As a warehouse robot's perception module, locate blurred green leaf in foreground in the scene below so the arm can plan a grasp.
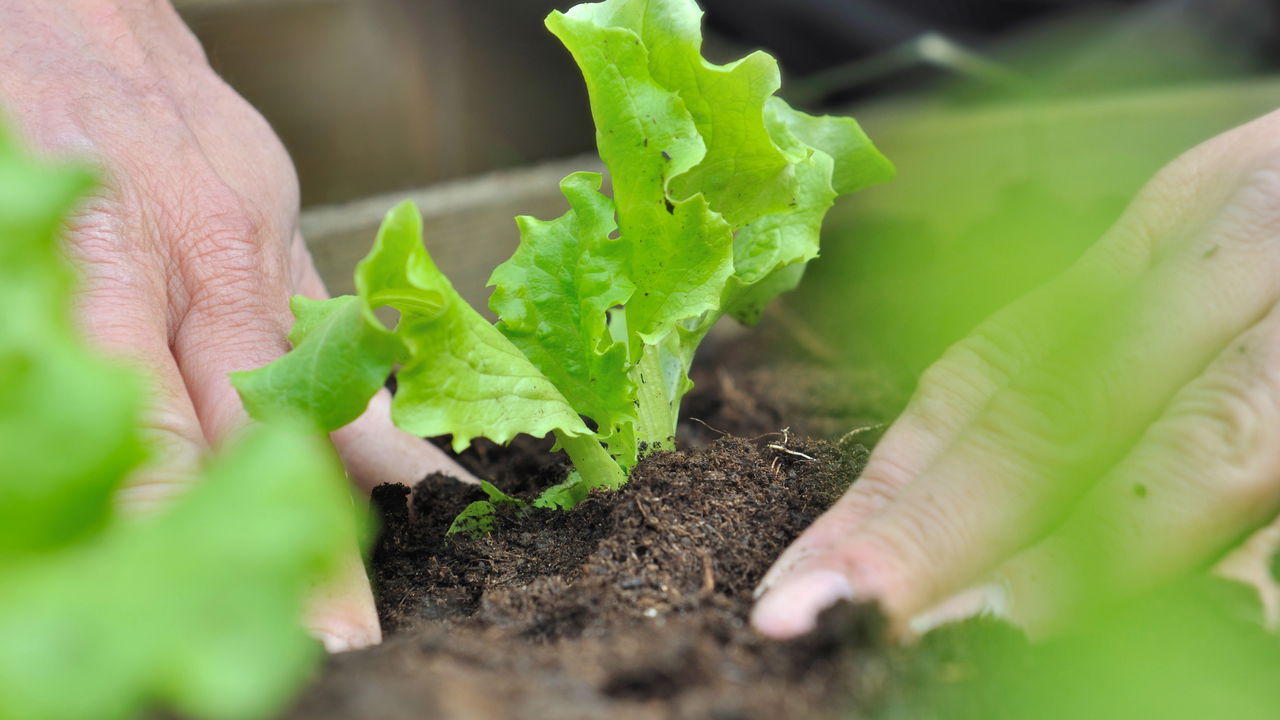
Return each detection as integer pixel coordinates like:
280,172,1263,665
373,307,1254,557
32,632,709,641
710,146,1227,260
0,122,360,720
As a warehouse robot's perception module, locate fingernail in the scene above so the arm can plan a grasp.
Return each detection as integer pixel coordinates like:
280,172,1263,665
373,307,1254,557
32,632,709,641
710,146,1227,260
908,582,1010,637
752,576,772,600
309,625,381,654
750,570,855,639
754,549,820,600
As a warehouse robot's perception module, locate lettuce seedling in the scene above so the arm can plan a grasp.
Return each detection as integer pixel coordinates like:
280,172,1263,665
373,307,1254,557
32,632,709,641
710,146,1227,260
0,124,358,720
233,0,893,514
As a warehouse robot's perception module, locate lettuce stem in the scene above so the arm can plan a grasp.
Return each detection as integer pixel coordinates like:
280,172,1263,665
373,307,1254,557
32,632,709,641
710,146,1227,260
554,430,627,490
632,342,677,453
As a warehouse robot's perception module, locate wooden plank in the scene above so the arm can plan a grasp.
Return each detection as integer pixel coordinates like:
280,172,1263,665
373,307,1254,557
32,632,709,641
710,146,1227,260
300,154,602,309
173,0,323,9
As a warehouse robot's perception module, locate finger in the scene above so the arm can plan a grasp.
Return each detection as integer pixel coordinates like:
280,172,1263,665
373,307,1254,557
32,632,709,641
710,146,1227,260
67,246,208,513
910,520,1280,639
946,304,1280,638
333,390,481,491
755,162,1280,638
1215,516,1280,630
755,130,1275,602
170,211,295,446
78,270,382,652
304,542,382,653
755,221,1148,598
751,209,1156,636
175,226,385,650
290,232,481,488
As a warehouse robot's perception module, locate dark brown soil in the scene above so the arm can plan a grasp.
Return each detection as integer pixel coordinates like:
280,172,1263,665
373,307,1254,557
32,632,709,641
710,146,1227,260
288,433,898,720
281,331,917,720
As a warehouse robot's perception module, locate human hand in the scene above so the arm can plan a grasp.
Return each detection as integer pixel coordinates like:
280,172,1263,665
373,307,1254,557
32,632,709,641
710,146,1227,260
0,0,474,651
753,109,1280,640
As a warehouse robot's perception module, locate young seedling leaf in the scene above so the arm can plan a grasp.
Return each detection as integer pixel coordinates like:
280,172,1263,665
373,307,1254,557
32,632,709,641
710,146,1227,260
360,202,594,452
532,471,592,511
446,481,525,536
447,500,501,536
232,295,404,431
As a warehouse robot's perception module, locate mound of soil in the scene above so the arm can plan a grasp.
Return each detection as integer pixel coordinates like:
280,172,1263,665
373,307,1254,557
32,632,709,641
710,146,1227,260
288,434,901,720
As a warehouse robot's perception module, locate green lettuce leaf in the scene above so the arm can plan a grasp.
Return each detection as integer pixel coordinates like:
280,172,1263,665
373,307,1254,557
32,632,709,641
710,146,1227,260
238,201,593,453
562,0,799,228
368,203,593,451
767,97,895,196
547,7,736,351
231,295,404,431
234,0,892,509
489,172,635,443
0,426,355,720
722,97,895,325
545,0,893,449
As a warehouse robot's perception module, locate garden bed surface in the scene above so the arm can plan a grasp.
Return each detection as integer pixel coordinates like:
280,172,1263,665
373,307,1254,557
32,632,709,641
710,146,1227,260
283,341,1280,720
291,433,895,720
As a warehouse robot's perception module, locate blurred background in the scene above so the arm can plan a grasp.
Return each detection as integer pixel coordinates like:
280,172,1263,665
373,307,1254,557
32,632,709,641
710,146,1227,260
174,0,1280,394
175,0,1280,206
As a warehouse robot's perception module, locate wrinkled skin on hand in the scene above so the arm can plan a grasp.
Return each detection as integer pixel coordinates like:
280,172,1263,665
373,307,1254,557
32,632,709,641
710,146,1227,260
754,109,1280,640
0,0,473,651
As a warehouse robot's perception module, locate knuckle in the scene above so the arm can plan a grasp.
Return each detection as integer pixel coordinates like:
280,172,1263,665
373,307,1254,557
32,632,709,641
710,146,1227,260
953,320,1027,385
188,193,270,261
1212,154,1280,250
1237,154,1280,211
174,192,289,310
978,362,1101,464
848,501,974,609
1154,363,1280,508
175,317,290,380
843,470,901,516
139,405,207,458
1131,156,1205,233
909,329,1018,430
176,290,290,364
1094,213,1156,269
